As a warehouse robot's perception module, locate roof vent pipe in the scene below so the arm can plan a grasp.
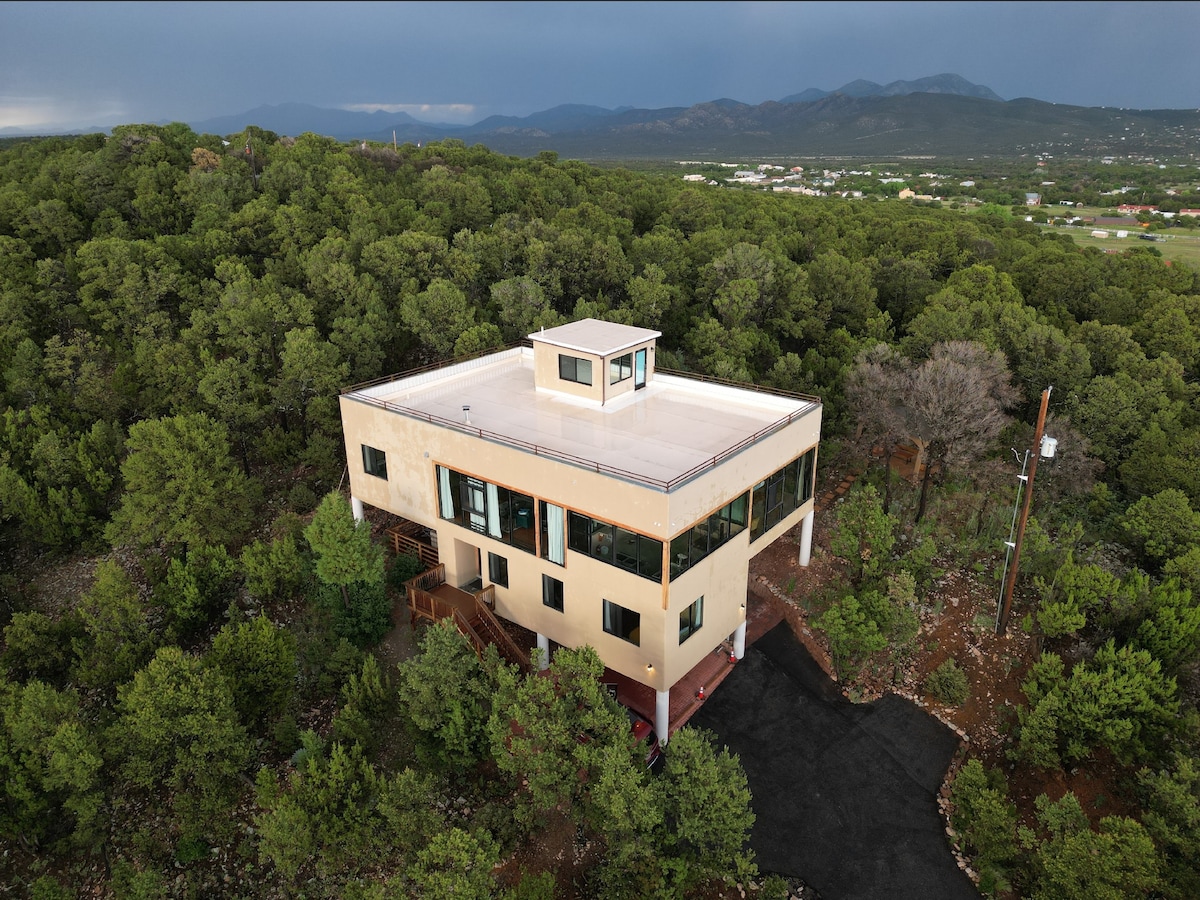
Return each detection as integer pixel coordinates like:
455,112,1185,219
462,405,471,426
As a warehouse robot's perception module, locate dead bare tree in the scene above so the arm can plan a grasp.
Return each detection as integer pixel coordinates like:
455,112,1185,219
845,340,1019,522
844,343,909,514
905,341,1019,522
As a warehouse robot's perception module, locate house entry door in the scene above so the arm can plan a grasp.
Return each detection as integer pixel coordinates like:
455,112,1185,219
634,349,647,389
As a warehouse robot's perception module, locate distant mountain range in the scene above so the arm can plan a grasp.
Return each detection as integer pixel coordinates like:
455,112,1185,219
185,74,1012,146
778,73,1005,104
9,74,1199,159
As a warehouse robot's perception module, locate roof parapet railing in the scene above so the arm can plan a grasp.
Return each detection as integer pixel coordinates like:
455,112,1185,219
345,393,818,492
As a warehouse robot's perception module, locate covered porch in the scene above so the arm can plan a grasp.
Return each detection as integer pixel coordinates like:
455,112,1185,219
568,585,785,739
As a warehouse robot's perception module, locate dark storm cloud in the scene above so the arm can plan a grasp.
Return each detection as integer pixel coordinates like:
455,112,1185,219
1,1,1196,133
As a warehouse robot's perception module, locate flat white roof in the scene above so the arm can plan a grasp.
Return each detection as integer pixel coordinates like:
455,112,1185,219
347,348,819,490
529,319,662,357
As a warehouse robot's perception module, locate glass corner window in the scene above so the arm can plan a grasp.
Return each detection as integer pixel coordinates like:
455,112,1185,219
609,352,632,385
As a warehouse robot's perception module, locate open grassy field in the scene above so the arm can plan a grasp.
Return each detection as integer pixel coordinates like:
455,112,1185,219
1044,224,1200,269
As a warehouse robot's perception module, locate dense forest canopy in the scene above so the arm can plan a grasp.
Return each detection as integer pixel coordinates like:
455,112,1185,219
1,123,1199,898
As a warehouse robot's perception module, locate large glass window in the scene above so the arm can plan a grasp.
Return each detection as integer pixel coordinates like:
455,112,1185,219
496,486,536,553
679,596,704,644
603,600,640,645
609,352,632,385
750,448,816,542
669,493,749,580
568,511,663,582
543,574,564,612
488,552,508,588
461,476,487,533
636,535,663,581
558,354,592,386
539,501,565,566
362,445,387,479
435,466,535,554
798,449,815,504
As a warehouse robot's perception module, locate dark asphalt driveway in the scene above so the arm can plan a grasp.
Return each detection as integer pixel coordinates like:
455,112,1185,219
689,623,979,900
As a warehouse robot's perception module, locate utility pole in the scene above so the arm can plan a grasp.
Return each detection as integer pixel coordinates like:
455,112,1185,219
244,128,258,192
996,386,1053,635
995,448,1030,634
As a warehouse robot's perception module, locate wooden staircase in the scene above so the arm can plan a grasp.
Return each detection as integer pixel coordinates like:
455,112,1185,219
404,564,532,673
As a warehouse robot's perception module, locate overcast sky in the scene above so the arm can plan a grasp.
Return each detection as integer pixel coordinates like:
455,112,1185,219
2,1,1197,133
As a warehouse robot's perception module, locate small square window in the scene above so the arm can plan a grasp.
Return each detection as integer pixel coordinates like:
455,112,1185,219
558,354,593,386
543,574,564,612
603,599,640,645
488,552,509,588
362,445,387,479
609,352,632,384
679,596,704,644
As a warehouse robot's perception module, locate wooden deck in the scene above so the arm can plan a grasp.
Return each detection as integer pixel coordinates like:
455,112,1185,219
405,564,531,672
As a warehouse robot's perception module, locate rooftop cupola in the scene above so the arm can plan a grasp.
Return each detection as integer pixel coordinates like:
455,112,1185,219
528,319,661,405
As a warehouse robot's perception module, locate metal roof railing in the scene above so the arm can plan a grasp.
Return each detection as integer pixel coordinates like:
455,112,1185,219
344,382,820,493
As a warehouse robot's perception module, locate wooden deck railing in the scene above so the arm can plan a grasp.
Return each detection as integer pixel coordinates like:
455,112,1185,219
475,583,495,609
405,564,446,598
402,567,531,673
472,593,531,672
386,524,439,569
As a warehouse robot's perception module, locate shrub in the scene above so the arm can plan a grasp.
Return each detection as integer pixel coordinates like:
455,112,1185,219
388,552,425,592
813,595,887,683
502,871,556,900
924,658,970,706
950,759,1018,872
2,610,83,685
317,579,392,648
156,543,238,635
287,482,319,514
759,874,791,900
241,532,309,602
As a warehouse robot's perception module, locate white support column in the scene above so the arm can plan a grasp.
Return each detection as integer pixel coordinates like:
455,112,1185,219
733,620,747,660
351,495,365,523
798,509,814,567
536,633,550,671
655,689,670,747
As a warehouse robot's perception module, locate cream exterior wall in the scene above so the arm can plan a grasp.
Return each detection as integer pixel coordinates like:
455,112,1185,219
532,346,603,403
342,391,818,693
664,413,820,534
601,343,654,405
530,338,657,406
